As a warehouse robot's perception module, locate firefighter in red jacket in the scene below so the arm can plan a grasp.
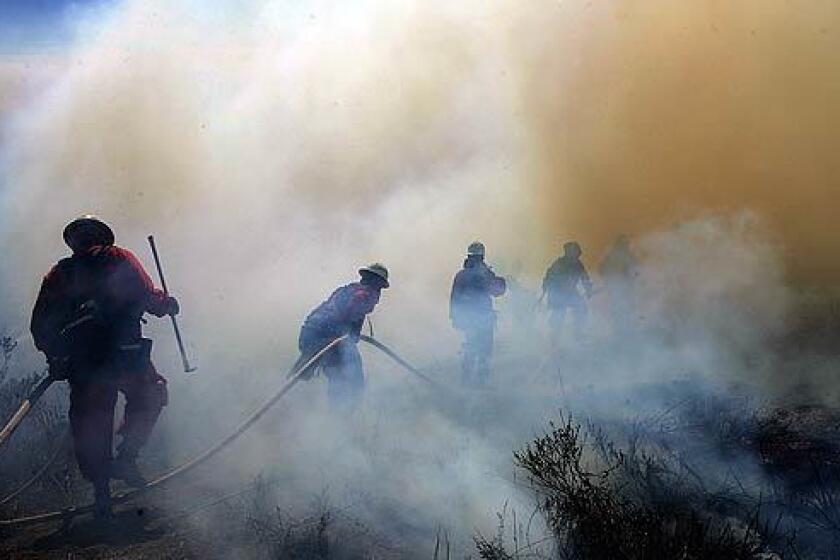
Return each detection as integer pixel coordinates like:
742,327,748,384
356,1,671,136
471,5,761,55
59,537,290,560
30,216,179,518
298,264,389,409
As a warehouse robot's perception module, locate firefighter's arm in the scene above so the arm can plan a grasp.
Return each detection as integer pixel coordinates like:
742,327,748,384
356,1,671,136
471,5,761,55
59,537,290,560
449,276,461,322
341,289,377,337
30,268,64,357
542,263,553,294
120,248,179,317
488,269,506,297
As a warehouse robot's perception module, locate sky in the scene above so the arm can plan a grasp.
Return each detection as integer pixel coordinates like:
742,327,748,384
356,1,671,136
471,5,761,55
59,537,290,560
0,0,111,52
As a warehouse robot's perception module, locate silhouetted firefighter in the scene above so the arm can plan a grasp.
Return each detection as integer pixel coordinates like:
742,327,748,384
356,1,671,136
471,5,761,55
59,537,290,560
450,241,506,385
599,235,640,335
298,263,390,410
30,216,179,518
542,241,593,341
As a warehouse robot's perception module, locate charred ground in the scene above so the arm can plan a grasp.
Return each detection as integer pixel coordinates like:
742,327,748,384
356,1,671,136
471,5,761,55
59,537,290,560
0,294,838,559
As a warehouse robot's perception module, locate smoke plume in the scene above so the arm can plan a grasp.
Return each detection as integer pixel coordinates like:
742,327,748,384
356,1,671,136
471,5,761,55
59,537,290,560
0,0,836,556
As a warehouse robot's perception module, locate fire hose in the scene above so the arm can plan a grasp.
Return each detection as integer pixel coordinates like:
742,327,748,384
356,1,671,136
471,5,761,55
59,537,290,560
359,335,438,386
0,335,346,528
0,235,194,453
0,375,55,449
0,334,433,528
0,427,70,506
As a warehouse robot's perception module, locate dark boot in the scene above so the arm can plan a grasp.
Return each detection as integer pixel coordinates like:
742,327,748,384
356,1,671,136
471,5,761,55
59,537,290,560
93,479,113,519
110,455,147,488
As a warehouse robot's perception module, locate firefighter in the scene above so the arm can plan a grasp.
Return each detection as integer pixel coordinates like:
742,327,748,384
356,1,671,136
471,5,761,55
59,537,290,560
599,235,639,335
449,242,506,385
30,216,179,518
298,263,389,409
542,241,593,341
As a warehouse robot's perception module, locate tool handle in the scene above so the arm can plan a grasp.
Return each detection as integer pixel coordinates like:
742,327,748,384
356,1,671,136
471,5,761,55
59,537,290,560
147,235,170,295
147,235,197,373
170,315,195,372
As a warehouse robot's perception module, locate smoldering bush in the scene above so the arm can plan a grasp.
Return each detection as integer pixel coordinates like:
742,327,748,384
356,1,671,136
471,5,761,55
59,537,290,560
0,334,81,517
511,413,779,560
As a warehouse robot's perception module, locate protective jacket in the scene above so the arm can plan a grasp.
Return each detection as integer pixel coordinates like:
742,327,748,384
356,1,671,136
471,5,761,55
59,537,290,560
301,282,381,342
30,245,172,365
449,257,506,329
542,255,592,307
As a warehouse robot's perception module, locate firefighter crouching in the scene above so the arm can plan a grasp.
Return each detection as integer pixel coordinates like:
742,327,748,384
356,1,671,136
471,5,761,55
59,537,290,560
30,216,179,518
298,264,389,410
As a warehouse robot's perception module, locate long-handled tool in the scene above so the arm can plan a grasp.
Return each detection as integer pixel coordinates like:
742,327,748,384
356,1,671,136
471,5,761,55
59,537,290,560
0,374,55,449
147,235,196,373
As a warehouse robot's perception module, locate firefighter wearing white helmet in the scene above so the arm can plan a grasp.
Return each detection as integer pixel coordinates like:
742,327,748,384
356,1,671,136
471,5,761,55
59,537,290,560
449,241,506,385
298,263,389,409
467,241,485,257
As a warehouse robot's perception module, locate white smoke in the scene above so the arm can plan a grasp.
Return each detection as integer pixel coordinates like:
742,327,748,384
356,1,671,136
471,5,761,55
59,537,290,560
0,1,813,557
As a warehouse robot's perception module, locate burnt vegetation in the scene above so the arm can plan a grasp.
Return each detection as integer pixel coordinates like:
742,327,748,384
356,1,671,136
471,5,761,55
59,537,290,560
0,335,82,520
506,414,773,559
242,477,395,559
3,303,840,560
476,394,840,560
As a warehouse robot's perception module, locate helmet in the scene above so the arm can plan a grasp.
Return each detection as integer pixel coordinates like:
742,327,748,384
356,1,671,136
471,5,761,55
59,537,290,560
63,215,114,253
563,241,582,257
466,241,486,257
359,262,389,288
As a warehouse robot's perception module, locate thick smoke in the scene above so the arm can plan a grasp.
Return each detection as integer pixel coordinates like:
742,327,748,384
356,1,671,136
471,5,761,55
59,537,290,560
510,1,840,285
0,0,835,556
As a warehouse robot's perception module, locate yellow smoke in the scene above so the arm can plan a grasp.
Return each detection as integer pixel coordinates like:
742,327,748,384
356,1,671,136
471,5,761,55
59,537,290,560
510,1,840,284
0,0,837,352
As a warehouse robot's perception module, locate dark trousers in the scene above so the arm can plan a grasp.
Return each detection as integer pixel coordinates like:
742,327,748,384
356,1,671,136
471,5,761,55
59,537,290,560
299,329,364,410
549,297,588,340
458,320,495,385
69,365,167,483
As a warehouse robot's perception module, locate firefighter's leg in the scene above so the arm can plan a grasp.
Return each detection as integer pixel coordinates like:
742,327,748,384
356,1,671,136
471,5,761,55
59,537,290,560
69,378,117,517
571,299,588,340
298,329,332,379
475,321,495,384
461,328,479,385
325,342,364,410
113,365,167,485
548,306,566,347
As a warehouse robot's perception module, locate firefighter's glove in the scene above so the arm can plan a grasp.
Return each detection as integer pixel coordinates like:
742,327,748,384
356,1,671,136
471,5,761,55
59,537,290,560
164,296,180,316
47,356,71,380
